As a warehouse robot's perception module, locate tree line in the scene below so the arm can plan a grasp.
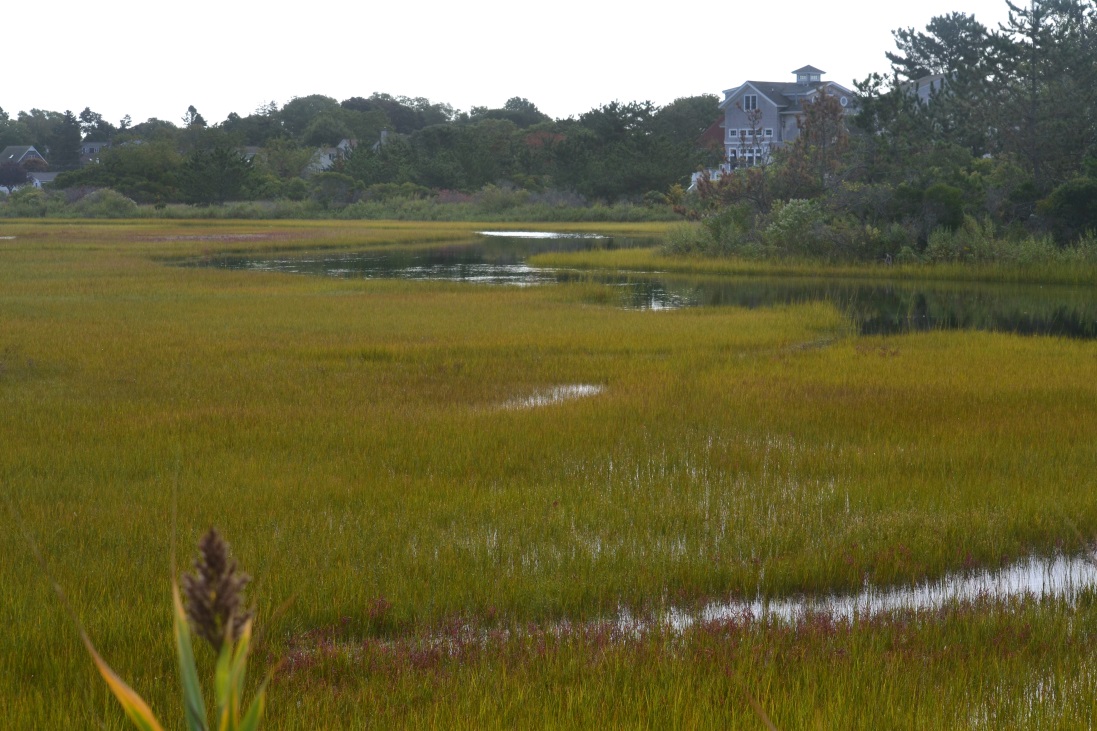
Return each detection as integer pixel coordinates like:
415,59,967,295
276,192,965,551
0,93,721,207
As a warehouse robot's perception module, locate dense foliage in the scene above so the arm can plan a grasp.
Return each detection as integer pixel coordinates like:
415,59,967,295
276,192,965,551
0,92,719,214
672,0,1097,261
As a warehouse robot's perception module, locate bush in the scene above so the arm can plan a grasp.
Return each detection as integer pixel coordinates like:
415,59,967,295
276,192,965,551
0,187,54,217
1038,177,1097,243
474,184,529,213
661,222,710,255
70,189,139,218
922,183,965,232
763,199,827,257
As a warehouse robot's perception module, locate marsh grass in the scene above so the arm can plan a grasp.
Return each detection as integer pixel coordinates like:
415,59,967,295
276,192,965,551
532,245,1097,286
2,220,1097,726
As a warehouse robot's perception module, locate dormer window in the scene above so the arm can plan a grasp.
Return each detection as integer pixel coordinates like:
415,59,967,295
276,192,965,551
794,66,825,85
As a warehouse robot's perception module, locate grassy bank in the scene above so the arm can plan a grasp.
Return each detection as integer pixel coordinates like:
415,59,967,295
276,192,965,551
532,244,1097,286
2,220,1096,727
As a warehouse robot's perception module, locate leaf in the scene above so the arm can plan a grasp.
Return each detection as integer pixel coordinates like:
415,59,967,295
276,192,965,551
235,685,267,731
81,633,166,731
214,632,234,731
173,583,209,731
228,619,254,728
236,659,276,731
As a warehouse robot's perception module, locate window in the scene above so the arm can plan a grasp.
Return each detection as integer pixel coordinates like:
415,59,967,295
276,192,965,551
739,129,749,138
743,94,758,111
764,129,773,137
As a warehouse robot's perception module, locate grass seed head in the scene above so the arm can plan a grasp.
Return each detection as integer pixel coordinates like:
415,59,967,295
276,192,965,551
181,527,254,652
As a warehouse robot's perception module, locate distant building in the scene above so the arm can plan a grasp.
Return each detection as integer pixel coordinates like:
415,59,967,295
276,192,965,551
305,138,356,175
718,65,855,166
690,65,856,189
907,74,948,105
80,141,111,165
27,172,59,188
1,145,47,168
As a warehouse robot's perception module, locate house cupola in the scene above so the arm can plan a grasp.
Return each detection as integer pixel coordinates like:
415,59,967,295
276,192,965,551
793,65,824,84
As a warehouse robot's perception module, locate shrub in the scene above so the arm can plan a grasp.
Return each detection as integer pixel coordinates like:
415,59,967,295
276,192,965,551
0,187,53,217
1038,177,1097,243
922,183,965,232
70,189,139,218
763,199,827,257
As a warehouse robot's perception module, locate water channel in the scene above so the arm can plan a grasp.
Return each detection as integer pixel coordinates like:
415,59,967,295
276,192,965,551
192,231,1097,615
193,231,1097,339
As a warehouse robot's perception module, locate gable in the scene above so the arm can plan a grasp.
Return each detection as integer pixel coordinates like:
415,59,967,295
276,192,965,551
1,146,45,165
719,82,786,112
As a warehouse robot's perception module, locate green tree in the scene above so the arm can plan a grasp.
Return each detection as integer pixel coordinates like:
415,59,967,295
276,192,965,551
78,107,117,140
182,105,207,128
309,171,357,208
255,138,314,180
122,118,179,143
887,12,991,80
54,141,183,203
220,103,283,146
1039,175,1097,241
280,95,341,138
49,110,83,170
343,135,415,186
0,111,30,149
302,112,351,146
784,95,850,194
996,0,1097,190
0,161,28,193
180,147,253,205
17,109,63,152
467,97,551,128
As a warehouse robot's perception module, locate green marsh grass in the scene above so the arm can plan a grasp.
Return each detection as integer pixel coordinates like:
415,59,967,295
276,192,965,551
2,220,1097,726
532,245,1097,286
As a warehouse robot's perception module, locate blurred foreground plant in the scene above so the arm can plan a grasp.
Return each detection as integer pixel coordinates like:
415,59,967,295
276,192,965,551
83,528,270,731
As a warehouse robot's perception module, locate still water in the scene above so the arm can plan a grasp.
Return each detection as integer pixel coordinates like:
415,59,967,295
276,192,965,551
195,232,1097,339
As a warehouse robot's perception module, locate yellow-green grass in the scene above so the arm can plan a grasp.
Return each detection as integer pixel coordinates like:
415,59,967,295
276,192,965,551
532,245,1097,286
2,220,1097,727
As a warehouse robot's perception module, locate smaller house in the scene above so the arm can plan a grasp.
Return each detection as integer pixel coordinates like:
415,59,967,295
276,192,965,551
80,141,111,165
907,74,948,105
28,172,59,188
239,146,261,162
305,138,355,175
1,145,47,168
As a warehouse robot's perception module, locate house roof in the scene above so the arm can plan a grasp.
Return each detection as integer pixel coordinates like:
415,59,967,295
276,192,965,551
720,79,855,114
792,65,825,75
1,146,43,164
28,172,59,184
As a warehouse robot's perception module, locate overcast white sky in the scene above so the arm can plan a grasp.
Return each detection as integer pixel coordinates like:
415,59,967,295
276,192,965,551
5,0,1015,127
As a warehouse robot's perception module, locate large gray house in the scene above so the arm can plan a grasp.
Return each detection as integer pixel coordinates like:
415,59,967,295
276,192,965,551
717,65,854,167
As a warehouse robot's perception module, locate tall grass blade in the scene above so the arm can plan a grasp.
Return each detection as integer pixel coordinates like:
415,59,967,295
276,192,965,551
173,584,209,731
80,633,166,731
228,619,254,728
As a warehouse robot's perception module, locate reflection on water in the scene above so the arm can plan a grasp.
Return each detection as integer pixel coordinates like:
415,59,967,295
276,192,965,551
192,232,1097,339
503,384,604,409
478,231,607,239
659,553,1097,629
